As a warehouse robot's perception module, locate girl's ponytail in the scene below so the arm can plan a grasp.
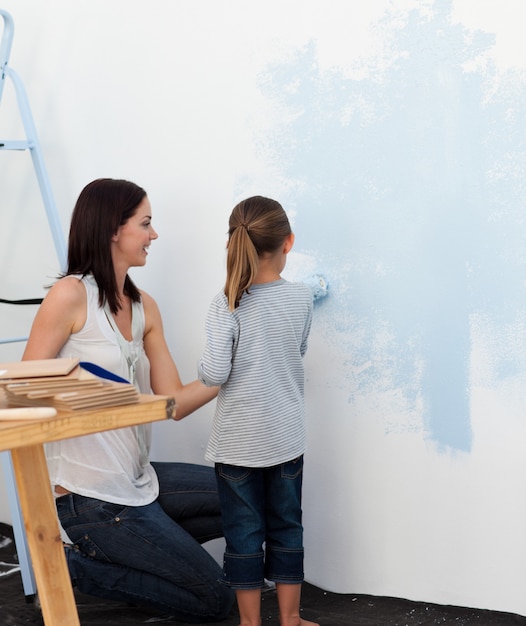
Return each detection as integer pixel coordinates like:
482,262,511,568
225,223,259,310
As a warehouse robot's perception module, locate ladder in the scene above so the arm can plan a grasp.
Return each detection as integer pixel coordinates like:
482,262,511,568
0,9,66,268
0,8,67,600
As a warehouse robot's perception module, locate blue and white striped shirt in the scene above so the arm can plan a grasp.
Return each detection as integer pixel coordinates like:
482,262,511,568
198,278,313,467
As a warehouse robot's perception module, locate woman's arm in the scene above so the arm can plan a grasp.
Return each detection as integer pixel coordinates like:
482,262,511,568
22,277,87,360
141,291,218,420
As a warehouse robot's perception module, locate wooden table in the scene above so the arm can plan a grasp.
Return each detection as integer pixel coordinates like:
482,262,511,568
0,392,175,626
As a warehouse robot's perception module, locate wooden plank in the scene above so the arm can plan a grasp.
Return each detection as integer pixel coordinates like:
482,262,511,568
0,358,79,379
0,394,175,452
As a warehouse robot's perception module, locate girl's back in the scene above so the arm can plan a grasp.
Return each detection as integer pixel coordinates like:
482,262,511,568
199,277,312,467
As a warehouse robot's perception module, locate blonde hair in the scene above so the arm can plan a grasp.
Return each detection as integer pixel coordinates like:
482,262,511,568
224,196,291,310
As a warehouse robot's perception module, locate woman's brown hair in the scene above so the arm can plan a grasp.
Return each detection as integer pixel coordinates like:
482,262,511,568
66,178,146,314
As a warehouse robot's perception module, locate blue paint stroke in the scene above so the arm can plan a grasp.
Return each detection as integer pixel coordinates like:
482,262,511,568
248,0,526,452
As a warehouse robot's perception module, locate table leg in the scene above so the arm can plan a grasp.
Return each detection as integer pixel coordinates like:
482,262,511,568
10,444,80,626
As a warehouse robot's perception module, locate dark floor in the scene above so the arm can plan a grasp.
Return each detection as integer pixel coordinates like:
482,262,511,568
0,523,525,625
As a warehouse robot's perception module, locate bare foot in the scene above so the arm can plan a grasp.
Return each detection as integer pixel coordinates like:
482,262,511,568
280,618,319,626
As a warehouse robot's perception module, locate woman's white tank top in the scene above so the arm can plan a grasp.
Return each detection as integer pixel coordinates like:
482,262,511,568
44,274,159,505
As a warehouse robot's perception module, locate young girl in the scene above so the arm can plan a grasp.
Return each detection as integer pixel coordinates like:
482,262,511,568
198,196,319,626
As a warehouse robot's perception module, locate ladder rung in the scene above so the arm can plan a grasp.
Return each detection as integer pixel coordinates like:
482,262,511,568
0,140,32,150
0,336,28,345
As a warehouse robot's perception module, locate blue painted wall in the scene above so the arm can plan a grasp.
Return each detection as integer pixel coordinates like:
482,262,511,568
246,0,525,453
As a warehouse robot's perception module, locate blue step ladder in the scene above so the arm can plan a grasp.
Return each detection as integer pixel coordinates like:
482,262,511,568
0,8,67,600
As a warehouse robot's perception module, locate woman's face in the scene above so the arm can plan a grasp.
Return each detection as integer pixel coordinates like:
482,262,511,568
112,196,158,269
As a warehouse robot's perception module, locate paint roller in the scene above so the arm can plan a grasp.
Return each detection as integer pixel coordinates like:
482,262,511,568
304,274,329,302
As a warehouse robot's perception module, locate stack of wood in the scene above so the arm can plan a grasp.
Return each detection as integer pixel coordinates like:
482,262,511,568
0,358,139,412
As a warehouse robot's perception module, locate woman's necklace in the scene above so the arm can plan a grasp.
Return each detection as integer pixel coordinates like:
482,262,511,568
103,299,149,467
103,300,140,390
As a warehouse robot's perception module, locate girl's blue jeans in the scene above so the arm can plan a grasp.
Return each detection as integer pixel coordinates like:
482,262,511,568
55,462,234,622
215,456,304,589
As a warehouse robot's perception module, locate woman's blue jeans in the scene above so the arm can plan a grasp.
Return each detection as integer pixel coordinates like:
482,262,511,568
55,462,234,622
215,456,304,589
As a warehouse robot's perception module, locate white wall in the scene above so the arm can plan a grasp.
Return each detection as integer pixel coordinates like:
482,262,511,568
1,0,526,617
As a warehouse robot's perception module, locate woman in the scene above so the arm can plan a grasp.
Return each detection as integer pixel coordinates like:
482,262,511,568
23,178,234,622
